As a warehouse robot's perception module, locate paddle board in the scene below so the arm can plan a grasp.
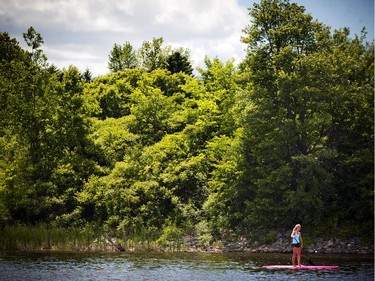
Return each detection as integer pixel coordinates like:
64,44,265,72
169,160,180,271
263,265,339,270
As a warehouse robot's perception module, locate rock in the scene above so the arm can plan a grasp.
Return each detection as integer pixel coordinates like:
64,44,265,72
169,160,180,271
176,233,373,254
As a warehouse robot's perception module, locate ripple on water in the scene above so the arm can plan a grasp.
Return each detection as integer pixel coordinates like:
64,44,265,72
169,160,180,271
0,252,373,281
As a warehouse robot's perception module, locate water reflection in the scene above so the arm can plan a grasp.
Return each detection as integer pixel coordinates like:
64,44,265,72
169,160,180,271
0,251,373,281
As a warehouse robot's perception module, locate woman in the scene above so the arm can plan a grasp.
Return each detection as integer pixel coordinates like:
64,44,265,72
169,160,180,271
290,224,303,267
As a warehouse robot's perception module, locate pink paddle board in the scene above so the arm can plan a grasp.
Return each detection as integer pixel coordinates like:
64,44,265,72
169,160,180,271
263,265,339,270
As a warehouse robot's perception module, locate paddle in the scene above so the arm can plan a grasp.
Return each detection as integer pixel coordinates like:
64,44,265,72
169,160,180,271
306,248,315,265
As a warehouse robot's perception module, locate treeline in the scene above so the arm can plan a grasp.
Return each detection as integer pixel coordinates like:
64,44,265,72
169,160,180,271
0,0,373,244
108,37,193,75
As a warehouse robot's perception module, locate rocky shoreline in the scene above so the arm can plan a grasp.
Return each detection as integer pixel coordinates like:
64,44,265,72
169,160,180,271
182,231,374,255
239,237,373,255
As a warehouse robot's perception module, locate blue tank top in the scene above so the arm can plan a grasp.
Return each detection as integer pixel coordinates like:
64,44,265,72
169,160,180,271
292,232,300,244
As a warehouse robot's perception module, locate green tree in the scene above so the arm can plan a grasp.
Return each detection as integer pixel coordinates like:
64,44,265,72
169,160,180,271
83,68,144,119
129,84,176,145
0,31,36,223
325,29,374,232
138,37,171,71
238,0,373,233
108,42,138,72
82,68,93,83
0,31,97,224
75,68,211,234
241,0,323,55
198,57,240,136
23,26,47,67
89,116,139,167
203,131,246,235
166,51,193,75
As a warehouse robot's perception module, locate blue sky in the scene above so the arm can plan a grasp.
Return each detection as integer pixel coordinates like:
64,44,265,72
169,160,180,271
1,0,373,76
291,0,373,39
239,0,373,39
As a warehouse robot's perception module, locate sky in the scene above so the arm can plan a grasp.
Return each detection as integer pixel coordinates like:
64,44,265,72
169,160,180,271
1,0,373,77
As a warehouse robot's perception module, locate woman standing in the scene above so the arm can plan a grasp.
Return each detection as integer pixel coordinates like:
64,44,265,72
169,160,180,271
290,224,303,267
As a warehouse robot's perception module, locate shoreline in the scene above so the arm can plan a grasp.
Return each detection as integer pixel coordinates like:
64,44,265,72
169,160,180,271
1,226,373,254
221,237,374,255
7,236,371,255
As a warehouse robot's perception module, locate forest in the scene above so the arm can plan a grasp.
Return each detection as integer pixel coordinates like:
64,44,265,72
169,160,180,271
0,0,373,248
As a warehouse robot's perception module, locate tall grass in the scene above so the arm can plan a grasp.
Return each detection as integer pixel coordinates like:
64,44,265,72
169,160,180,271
0,224,189,252
0,224,107,251
115,225,162,251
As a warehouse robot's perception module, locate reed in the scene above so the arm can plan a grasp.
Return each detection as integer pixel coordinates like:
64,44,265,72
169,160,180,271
0,224,106,251
0,224,188,252
115,225,161,251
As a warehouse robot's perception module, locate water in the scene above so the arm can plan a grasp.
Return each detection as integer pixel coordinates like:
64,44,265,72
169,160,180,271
0,251,373,281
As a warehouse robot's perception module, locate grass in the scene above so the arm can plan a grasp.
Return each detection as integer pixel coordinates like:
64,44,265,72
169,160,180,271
0,224,185,252
0,224,107,251
114,225,184,252
0,224,372,253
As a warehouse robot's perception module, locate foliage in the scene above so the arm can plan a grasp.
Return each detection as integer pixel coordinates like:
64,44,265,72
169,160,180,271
107,38,193,74
0,224,103,251
167,51,193,76
0,30,96,225
0,0,373,247
156,222,183,249
108,42,138,72
23,26,47,66
138,37,171,71
238,0,373,234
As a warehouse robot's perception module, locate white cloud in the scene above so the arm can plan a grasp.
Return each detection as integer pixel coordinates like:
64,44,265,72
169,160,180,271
44,45,99,62
1,0,251,76
152,0,248,37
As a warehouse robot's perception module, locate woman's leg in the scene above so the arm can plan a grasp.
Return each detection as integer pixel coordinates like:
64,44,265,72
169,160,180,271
292,247,297,266
297,247,301,266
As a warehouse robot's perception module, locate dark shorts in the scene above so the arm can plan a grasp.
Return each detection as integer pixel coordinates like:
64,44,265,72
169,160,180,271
292,243,301,248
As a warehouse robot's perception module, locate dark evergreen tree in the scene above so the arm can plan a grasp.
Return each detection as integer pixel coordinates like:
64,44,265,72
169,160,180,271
82,68,93,83
166,51,193,75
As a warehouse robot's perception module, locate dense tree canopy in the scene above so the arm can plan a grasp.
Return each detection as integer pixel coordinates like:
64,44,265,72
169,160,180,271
0,0,373,244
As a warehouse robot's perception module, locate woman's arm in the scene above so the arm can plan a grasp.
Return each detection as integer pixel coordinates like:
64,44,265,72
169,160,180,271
290,230,295,238
300,233,303,248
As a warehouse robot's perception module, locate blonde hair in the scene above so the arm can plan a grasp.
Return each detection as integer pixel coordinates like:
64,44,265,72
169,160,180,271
293,224,301,230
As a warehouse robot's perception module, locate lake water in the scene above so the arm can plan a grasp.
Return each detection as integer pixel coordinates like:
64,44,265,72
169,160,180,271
0,251,373,280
